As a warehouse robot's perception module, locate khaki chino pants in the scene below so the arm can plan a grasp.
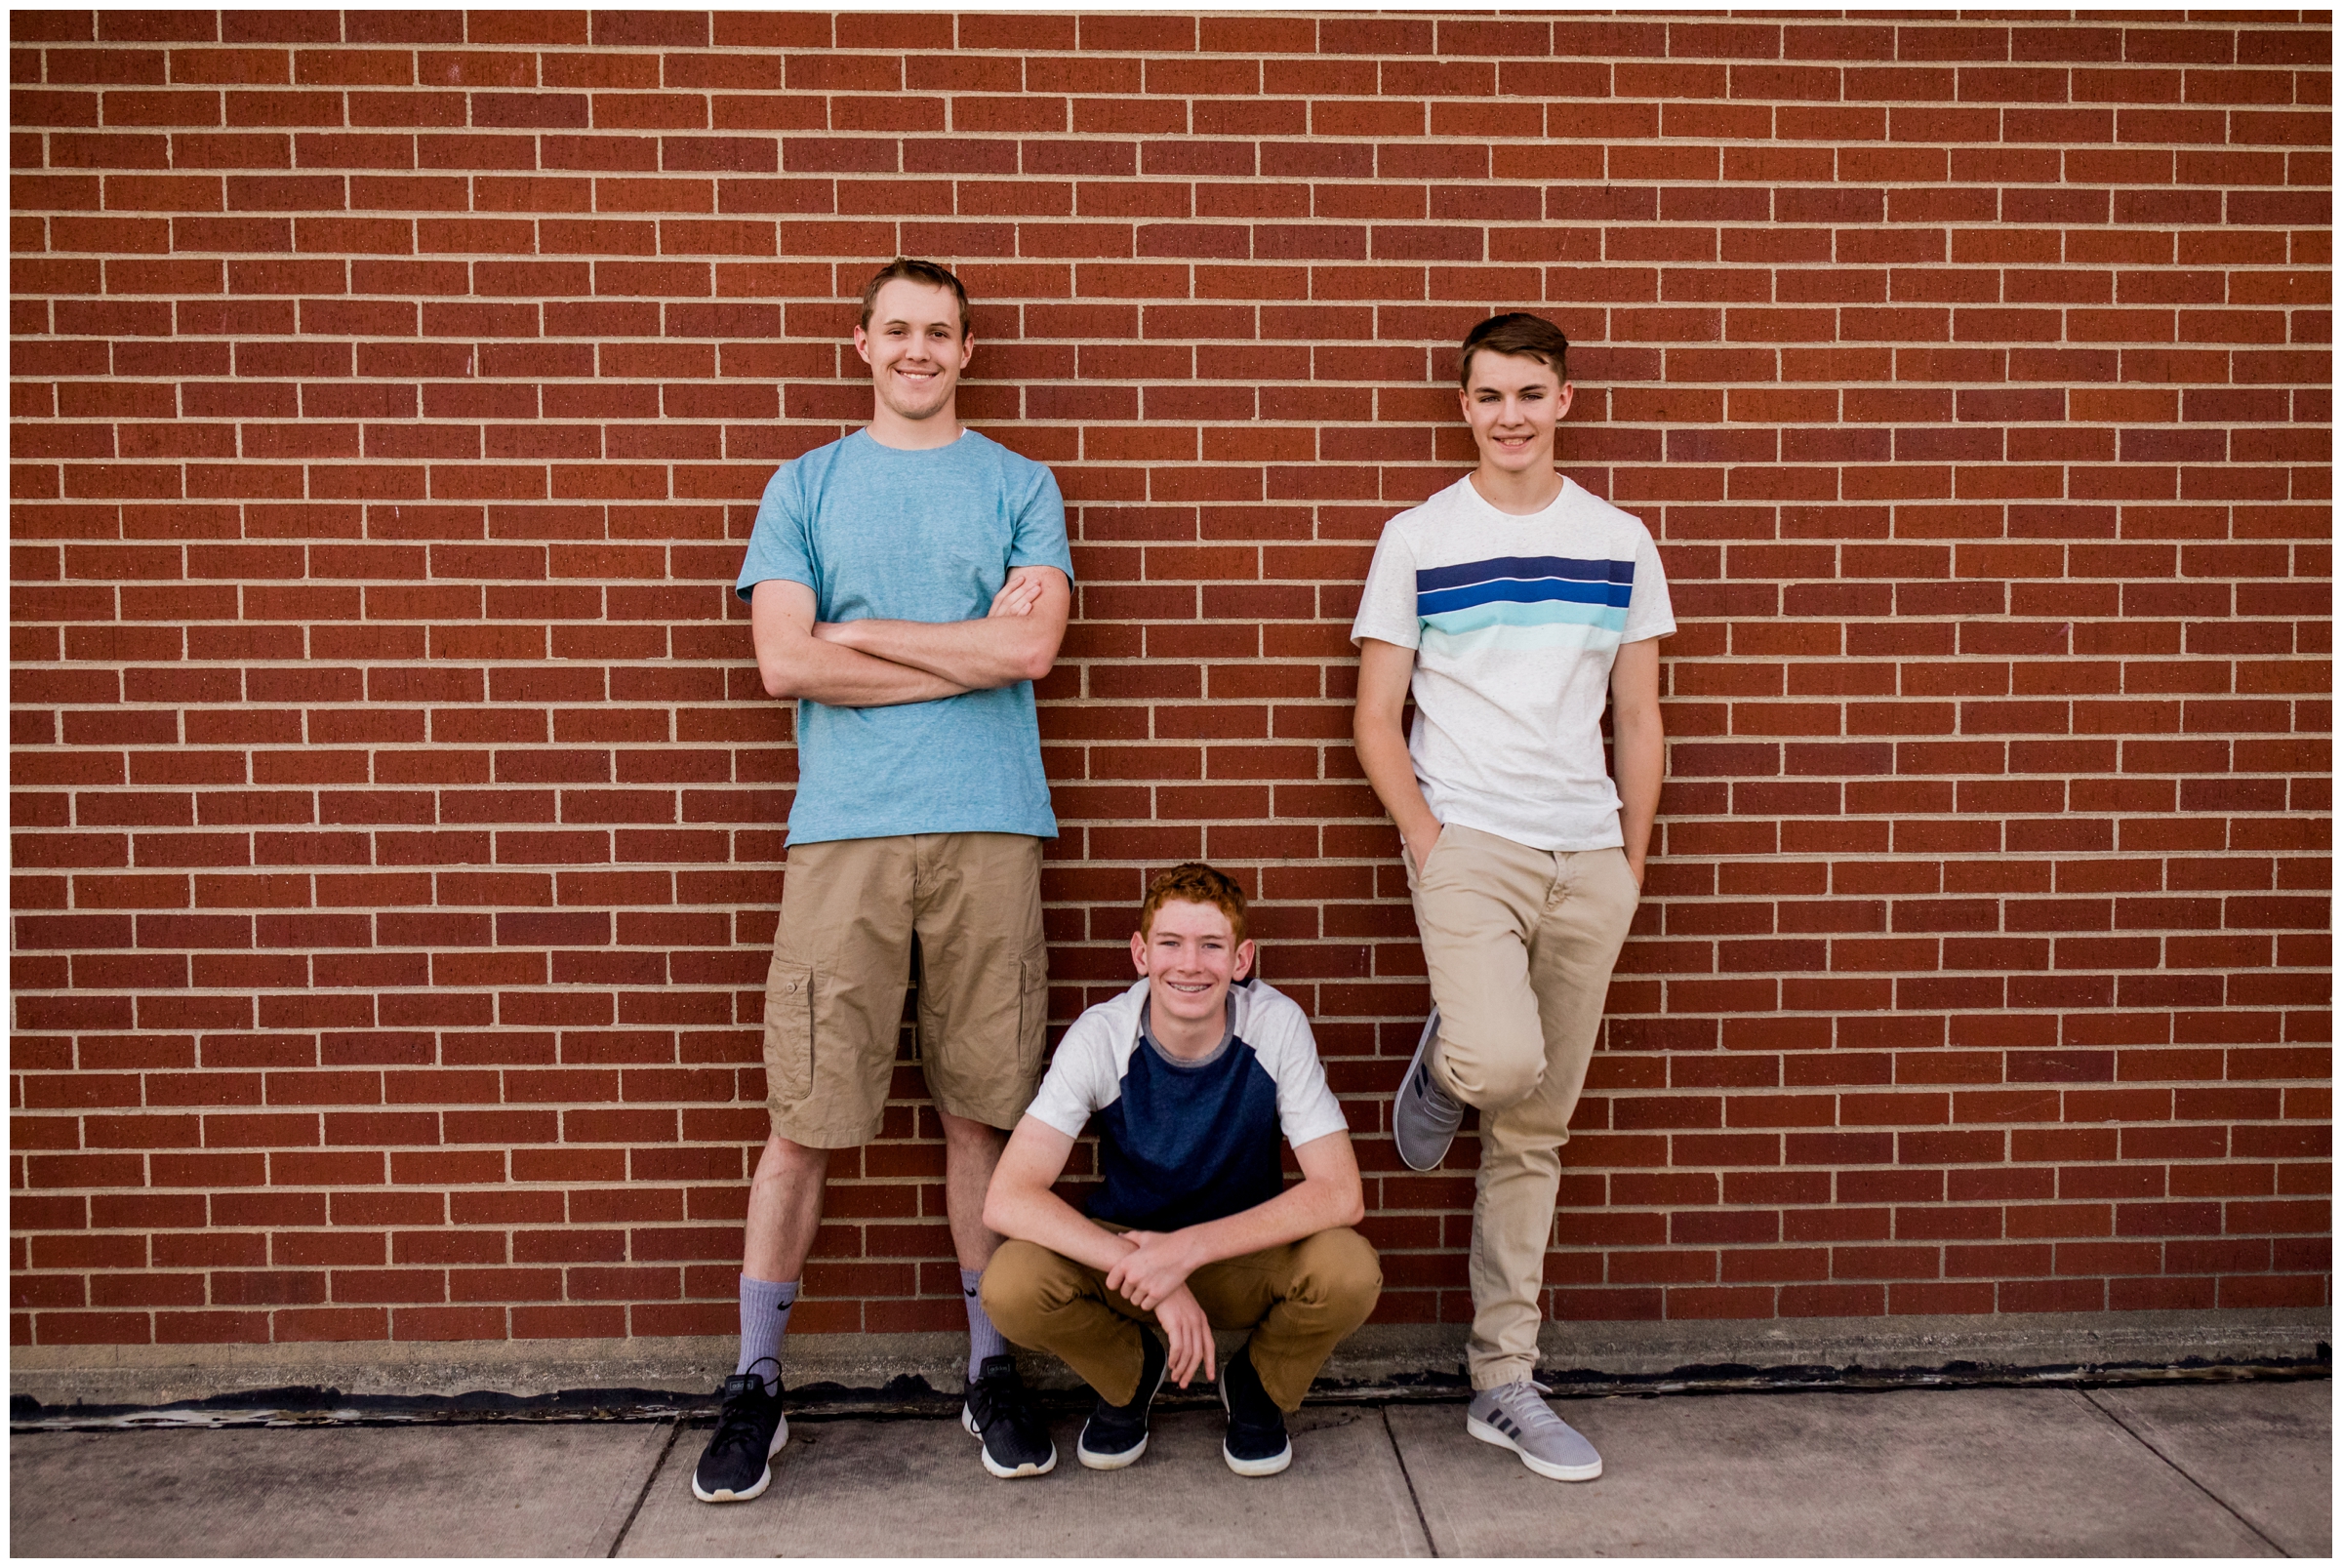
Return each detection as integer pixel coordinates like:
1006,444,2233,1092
1404,824,1641,1390
982,1227,1382,1413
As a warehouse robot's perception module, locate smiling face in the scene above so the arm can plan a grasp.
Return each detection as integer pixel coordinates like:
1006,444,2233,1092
1130,897,1255,1037
852,278,973,426
1458,348,1574,477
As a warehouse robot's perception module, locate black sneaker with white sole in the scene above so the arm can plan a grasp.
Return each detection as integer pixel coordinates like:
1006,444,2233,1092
1217,1343,1292,1476
963,1353,1057,1478
692,1370,788,1504
1077,1327,1167,1469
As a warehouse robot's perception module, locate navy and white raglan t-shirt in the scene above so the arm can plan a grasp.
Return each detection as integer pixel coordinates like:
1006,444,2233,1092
1023,978,1351,1232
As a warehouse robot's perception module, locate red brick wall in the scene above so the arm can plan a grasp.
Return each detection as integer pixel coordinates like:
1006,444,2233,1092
10,10,2332,1351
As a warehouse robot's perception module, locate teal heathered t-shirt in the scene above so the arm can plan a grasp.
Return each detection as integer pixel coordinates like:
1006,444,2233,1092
734,428,1074,845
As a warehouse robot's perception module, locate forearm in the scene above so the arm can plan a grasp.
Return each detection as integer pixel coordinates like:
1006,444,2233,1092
1353,706,1439,846
1612,706,1664,881
824,616,1052,691
761,635,969,708
984,1181,1137,1276
1164,1175,1365,1274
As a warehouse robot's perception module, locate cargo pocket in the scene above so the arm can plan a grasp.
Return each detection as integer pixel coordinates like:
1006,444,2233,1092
763,960,816,1104
1014,946,1050,1089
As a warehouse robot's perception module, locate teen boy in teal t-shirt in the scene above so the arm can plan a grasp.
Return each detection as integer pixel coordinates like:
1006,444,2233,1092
693,259,1075,1505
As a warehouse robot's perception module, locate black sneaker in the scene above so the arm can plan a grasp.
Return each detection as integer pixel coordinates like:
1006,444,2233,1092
691,1370,787,1503
1077,1328,1168,1469
1217,1343,1292,1476
961,1353,1057,1478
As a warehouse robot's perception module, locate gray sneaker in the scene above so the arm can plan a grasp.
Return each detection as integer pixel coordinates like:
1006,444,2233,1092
1393,1007,1465,1171
1468,1380,1603,1481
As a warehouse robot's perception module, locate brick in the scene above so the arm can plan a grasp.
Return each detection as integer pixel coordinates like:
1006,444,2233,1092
5,13,2325,1347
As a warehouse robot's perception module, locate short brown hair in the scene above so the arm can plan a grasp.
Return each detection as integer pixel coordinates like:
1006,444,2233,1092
859,257,972,337
1139,862,1248,945
1458,312,1569,388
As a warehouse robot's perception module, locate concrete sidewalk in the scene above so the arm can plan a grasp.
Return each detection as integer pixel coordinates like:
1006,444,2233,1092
12,1379,2329,1557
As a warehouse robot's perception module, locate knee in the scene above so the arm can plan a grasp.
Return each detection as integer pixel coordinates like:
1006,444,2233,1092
982,1240,1097,1345
1443,1047,1541,1111
753,1133,829,1186
1291,1227,1383,1325
978,1240,1059,1341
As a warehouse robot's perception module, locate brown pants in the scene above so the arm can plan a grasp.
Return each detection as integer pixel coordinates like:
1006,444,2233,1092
981,1228,1383,1413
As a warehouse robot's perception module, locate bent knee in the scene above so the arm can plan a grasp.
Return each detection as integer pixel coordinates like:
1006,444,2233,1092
1443,1052,1541,1111
1434,1013,1543,1108
1292,1227,1383,1316
978,1239,1065,1337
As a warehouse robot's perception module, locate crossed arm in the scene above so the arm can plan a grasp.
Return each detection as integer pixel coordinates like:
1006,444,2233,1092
982,1117,1366,1388
748,565,1071,707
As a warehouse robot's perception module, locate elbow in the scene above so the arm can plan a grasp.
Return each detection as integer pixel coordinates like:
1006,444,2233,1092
758,655,807,702
1013,630,1062,685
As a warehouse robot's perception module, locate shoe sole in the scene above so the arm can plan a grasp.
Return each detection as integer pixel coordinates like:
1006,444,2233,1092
1078,1335,1171,1470
963,1402,1058,1478
1076,1430,1148,1469
1222,1439,1292,1477
1394,1005,1458,1172
1217,1357,1292,1477
690,1414,789,1503
1467,1413,1602,1481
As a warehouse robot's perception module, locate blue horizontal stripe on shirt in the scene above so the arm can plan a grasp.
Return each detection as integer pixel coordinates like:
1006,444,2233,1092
1418,576,1635,616
1415,554,1636,593
1422,599,1630,637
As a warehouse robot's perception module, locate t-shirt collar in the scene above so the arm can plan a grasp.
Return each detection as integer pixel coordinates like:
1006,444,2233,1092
1457,470,1575,522
1137,986,1235,1070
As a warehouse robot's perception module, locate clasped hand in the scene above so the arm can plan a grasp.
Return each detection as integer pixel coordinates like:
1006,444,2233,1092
1106,1229,1215,1387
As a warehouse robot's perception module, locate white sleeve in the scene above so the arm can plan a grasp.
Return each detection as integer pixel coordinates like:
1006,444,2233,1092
1023,1009,1122,1139
1349,520,1421,650
1622,521,1675,643
1253,997,1351,1148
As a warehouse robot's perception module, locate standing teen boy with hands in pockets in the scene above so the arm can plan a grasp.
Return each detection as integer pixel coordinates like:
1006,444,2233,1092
1352,313,1672,1483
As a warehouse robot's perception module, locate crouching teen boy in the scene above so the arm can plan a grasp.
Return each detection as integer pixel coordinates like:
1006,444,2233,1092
978,864,1381,1479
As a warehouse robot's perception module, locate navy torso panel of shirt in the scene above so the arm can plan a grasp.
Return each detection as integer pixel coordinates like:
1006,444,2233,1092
1088,1030,1287,1232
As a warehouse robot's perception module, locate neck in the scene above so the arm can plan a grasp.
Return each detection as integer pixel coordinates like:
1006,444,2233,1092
1146,988,1225,1061
866,406,963,451
1469,462,1563,516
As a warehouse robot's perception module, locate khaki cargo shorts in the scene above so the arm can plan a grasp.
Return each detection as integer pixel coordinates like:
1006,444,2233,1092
762,832,1049,1149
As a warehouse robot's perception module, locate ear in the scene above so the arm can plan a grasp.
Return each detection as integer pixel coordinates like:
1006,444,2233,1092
1554,381,1575,421
1129,928,1149,976
955,332,975,369
852,324,872,365
1456,383,1473,420
1232,939,1255,983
